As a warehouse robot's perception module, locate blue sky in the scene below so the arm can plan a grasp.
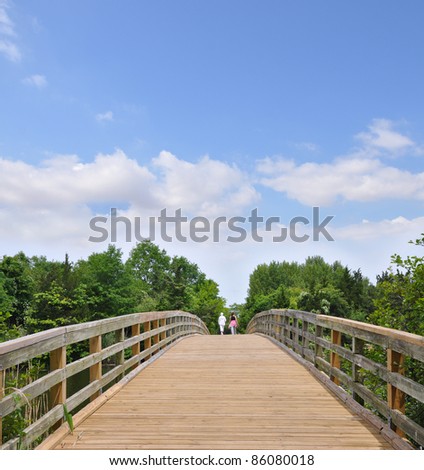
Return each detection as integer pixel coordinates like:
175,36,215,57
1,0,424,304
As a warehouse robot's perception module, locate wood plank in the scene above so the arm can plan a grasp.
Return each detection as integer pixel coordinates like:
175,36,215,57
52,335,396,450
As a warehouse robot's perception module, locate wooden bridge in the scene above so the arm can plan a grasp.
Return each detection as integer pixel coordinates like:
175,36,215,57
1,310,424,450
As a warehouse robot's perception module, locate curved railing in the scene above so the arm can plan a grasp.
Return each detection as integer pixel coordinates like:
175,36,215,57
247,309,424,449
0,311,209,449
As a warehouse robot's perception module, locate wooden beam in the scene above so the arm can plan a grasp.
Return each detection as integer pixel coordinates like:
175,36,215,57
387,348,405,436
352,337,365,405
314,325,323,368
89,335,102,402
160,319,167,341
330,329,341,385
0,368,5,445
144,321,151,359
152,320,159,354
49,346,66,430
115,328,125,381
131,324,141,367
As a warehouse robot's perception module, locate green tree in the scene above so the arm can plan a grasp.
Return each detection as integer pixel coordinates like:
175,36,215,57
0,252,34,327
189,279,225,334
368,235,424,430
126,240,172,310
168,256,206,310
244,255,374,322
370,234,424,335
77,245,136,320
25,255,90,333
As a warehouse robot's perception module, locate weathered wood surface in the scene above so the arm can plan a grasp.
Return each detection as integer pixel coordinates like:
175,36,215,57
52,335,393,450
247,309,424,446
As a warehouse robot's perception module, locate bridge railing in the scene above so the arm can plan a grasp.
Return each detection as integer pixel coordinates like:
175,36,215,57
247,309,424,448
0,311,208,449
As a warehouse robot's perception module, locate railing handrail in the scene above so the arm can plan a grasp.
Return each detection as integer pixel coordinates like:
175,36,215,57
0,310,209,449
0,311,205,368
247,309,424,449
249,309,424,348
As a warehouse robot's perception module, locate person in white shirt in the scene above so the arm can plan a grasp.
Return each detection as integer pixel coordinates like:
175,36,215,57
218,312,226,335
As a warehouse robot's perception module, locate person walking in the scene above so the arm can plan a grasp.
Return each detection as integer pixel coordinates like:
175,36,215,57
229,312,238,335
218,312,226,335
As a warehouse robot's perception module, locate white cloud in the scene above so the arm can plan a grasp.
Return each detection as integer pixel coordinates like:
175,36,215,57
0,1,14,36
0,1,21,62
355,118,414,154
0,150,157,210
334,215,424,241
22,74,48,88
257,120,424,206
152,151,260,215
96,111,114,122
0,149,259,249
0,38,20,61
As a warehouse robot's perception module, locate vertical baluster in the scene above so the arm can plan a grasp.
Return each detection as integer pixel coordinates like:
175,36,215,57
144,320,151,358
315,324,323,369
160,318,166,341
49,346,66,428
0,368,5,444
116,328,125,381
387,348,405,436
152,319,159,354
352,337,364,405
293,318,299,352
131,323,141,368
330,329,341,385
89,335,102,401
301,320,309,358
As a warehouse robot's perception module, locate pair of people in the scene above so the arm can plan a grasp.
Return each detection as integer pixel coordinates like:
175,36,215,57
218,312,237,335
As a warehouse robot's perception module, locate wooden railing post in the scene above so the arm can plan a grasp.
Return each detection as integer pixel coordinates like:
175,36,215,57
160,319,166,341
330,329,341,385
283,315,290,344
352,337,364,405
152,320,159,352
277,313,282,342
116,328,125,380
273,313,279,340
301,320,308,358
314,324,323,368
131,323,141,367
387,348,406,436
49,346,66,428
144,320,151,359
89,335,102,402
0,368,5,444
293,318,299,351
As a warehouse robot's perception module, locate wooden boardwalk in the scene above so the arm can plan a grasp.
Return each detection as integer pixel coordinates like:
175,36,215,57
53,335,392,450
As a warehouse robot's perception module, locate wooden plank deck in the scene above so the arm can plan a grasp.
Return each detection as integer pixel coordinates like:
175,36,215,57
54,335,393,450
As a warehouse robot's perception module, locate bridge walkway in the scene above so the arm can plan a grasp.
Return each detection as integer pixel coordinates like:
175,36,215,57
52,335,392,450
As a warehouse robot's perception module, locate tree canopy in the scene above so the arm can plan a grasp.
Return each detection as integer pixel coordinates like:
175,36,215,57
0,241,225,339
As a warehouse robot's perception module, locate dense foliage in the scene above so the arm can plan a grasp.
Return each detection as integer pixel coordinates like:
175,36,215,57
0,240,225,341
238,256,375,330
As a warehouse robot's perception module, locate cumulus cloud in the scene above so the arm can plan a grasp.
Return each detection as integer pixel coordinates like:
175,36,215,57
152,151,260,215
257,119,424,206
0,150,156,209
0,1,21,62
22,74,48,88
0,149,259,257
0,1,14,36
334,215,424,241
355,118,414,154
